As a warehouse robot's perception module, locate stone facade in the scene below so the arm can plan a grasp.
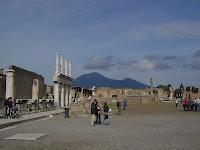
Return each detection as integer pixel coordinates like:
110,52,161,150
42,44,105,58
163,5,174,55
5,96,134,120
6,65,44,99
95,87,123,99
94,87,167,102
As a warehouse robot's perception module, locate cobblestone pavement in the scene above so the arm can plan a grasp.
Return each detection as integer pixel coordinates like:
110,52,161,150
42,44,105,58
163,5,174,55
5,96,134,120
0,102,200,150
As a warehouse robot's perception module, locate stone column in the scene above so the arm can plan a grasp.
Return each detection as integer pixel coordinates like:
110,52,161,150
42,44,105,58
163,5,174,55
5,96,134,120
60,56,65,75
32,79,39,100
54,82,60,107
64,85,66,106
92,86,95,96
55,53,60,75
65,86,69,106
61,84,65,107
6,69,15,99
169,87,173,100
81,87,84,99
65,60,68,76
69,86,72,105
68,61,72,78
170,92,173,100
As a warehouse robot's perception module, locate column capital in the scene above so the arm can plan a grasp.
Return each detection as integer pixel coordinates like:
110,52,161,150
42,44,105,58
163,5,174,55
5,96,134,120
6,69,15,77
6,69,15,73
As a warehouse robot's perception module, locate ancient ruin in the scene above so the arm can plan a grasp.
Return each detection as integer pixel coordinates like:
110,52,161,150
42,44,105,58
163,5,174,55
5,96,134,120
6,65,45,100
53,53,73,108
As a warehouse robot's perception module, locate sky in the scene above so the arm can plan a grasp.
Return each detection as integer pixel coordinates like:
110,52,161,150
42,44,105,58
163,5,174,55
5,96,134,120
0,0,200,88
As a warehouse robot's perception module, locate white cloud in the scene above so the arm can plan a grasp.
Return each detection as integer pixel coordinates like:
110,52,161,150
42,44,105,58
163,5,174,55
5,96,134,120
83,55,115,70
134,59,155,71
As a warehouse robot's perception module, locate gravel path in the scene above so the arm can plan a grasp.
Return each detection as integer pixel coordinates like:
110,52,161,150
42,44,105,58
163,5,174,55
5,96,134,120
0,102,199,150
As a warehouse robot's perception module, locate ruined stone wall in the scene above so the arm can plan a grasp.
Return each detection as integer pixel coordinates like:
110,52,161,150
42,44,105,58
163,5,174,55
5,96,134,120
96,88,123,99
96,88,154,100
10,65,44,99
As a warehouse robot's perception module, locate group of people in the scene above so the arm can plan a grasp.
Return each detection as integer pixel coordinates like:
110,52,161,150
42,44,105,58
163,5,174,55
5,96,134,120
116,99,127,113
3,97,19,118
90,99,128,126
176,97,200,112
90,99,110,126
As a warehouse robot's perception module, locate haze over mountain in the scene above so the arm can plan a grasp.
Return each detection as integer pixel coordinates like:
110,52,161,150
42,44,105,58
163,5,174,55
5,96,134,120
73,72,148,89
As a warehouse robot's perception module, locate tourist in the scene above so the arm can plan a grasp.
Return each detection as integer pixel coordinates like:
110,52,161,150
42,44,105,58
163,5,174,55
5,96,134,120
96,102,102,124
3,97,9,118
90,99,97,126
183,98,189,111
175,98,179,108
103,102,109,125
189,98,194,111
123,99,127,110
116,100,121,113
7,97,13,118
194,99,197,112
196,98,200,112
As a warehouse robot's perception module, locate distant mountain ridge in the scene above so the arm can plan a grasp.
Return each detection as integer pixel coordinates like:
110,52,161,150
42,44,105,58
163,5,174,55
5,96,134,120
73,72,148,89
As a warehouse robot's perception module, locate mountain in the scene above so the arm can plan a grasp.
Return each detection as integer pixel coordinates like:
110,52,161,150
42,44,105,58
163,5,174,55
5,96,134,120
73,72,148,89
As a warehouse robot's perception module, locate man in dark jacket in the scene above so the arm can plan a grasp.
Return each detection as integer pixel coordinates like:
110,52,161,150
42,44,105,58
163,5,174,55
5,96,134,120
90,99,97,126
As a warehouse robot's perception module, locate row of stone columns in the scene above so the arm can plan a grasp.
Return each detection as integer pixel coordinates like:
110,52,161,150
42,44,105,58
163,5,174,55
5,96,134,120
56,53,72,77
54,82,72,108
54,53,73,108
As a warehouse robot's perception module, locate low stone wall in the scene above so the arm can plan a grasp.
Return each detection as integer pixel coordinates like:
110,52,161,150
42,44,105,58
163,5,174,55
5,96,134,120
15,99,55,113
69,96,161,117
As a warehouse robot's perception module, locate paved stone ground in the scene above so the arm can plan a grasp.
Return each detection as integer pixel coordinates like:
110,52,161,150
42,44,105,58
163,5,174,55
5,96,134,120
0,102,199,150
0,109,64,129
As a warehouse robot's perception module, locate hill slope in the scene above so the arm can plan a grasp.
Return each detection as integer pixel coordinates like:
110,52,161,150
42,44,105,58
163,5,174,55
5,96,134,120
73,72,148,89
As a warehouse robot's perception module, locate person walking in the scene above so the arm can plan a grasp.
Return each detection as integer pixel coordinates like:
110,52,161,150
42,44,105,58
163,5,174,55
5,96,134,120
123,99,127,110
90,99,97,126
103,102,110,125
116,100,121,114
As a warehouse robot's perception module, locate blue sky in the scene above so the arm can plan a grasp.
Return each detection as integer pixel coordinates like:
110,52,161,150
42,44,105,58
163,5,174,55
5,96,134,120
0,0,200,88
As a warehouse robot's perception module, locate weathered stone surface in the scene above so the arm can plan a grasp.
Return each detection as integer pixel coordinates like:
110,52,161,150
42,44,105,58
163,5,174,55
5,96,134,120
5,133,45,140
9,65,44,99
